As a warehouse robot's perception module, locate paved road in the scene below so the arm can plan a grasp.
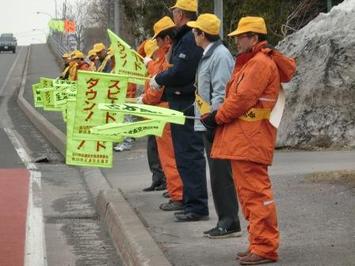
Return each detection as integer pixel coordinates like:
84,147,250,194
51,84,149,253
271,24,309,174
20,43,355,265
0,46,122,265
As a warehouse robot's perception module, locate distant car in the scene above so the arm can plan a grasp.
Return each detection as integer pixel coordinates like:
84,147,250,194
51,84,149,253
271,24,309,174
0,33,17,53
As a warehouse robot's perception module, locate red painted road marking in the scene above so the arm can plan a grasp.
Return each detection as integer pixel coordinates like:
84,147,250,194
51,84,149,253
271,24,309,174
0,169,29,266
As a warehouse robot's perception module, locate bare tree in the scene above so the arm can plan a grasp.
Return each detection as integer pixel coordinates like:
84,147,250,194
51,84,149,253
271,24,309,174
281,0,323,37
65,0,90,50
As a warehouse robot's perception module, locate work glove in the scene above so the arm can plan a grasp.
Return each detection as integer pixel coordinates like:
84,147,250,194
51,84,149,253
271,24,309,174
143,57,152,66
200,110,218,130
149,75,161,91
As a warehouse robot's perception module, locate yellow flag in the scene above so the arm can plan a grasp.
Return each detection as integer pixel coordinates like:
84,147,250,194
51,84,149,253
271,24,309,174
195,92,211,115
107,29,148,85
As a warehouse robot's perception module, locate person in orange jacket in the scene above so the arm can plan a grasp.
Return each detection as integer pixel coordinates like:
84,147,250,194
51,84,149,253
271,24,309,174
201,17,296,264
70,50,91,81
138,17,184,211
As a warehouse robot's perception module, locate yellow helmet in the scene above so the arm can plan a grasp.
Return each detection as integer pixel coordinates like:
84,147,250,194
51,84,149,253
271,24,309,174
187,13,221,35
88,49,97,57
144,39,158,58
152,16,176,39
170,0,198,12
71,50,84,59
228,16,267,37
92,43,106,53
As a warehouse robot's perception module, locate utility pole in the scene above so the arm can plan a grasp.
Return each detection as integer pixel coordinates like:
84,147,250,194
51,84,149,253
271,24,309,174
114,0,120,34
214,0,223,38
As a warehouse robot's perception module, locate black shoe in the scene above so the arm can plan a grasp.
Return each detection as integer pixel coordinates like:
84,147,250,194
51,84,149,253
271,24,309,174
174,211,185,216
142,185,156,192
154,183,166,191
203,227,216,236
142,181,161,192
162,191,170,198
175,212,209,222
160,200,183,211
207,226,242,239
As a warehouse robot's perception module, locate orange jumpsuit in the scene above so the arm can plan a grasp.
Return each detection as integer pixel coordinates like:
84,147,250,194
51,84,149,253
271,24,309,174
211,41,296,261
142,44,183,202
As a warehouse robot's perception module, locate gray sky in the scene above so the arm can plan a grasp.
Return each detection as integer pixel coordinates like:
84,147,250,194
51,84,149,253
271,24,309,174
0,0,75,45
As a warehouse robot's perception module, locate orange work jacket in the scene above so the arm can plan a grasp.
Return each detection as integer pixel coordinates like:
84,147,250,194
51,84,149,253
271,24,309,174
142,44,171,105
211,41,296,165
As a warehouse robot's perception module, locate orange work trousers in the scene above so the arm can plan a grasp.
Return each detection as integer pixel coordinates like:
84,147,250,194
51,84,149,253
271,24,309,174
155,102,183,201
231,160,279,261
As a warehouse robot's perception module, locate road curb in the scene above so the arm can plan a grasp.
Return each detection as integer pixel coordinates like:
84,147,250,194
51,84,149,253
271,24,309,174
17,44,171,266
97,190,172,266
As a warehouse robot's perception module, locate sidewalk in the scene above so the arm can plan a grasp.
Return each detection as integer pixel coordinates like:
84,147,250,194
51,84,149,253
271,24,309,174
102,148,355,266
24,44,355,265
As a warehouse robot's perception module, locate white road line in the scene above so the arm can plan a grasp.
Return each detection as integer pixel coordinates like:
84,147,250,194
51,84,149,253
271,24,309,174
4,120,47,264
0,48,23,95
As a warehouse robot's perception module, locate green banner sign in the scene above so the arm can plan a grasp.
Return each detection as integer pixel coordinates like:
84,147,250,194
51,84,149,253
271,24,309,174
72,71,129,141
98,103,186,125
32,83,44,107
66,100,113,168
91,119,165,138
107,29,148,85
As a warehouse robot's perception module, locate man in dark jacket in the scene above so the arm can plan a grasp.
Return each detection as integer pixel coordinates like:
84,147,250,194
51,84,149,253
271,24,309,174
150,0,208,222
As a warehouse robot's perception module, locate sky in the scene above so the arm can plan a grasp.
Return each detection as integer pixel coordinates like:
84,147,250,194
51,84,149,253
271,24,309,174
0,0,75,45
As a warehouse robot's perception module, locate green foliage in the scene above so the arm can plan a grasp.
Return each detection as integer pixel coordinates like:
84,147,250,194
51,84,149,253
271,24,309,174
120,0,344,48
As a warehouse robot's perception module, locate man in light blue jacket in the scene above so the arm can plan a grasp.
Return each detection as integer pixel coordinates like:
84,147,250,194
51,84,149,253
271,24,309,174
187,13,242,238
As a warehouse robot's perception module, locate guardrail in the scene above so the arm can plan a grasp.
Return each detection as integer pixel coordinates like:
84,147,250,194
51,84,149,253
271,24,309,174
47,35,69,65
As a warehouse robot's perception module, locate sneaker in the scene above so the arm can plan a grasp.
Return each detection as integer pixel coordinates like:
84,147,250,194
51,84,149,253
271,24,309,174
113,142,130,152
239,252,275,265
113,138,135,152
207,226,242,239
160,200,183,211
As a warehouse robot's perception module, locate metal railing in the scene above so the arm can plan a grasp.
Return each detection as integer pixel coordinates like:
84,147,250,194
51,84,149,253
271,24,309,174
47,34,69,64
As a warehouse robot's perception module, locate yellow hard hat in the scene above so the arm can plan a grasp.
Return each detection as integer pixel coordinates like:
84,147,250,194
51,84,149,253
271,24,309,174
62,52,70,58
92,42,106,53
152,16,176,39
170,0,197,12
70,50,79,57
88,49,97,57
187,13,220,35
71,50,84,59
228,16,267,37
144,39,158,58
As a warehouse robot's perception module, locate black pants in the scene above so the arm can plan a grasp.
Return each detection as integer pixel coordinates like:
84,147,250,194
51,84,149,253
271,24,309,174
202,132,241,230
147,135,165,186
169,100,208,216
